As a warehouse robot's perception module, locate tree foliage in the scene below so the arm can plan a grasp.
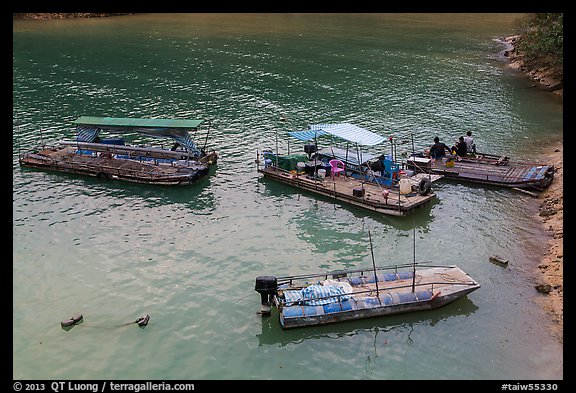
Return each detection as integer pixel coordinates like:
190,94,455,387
515,13,563,66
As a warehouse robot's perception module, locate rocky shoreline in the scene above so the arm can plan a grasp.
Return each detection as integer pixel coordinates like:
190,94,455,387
501,35,563,97
499,34,563,343
535,142,563,343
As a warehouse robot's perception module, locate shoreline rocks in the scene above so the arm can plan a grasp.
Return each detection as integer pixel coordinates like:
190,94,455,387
501,35,563,97
534,143,563,343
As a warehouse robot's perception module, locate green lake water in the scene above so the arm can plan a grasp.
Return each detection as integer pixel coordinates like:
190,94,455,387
13,13,563,380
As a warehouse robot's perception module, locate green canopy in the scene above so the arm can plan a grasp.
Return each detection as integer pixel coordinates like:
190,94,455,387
74,116,205,155
74,116,203,130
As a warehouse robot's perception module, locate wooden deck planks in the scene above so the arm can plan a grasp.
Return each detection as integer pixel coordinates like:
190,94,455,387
259,166,435,215
349,266,474,297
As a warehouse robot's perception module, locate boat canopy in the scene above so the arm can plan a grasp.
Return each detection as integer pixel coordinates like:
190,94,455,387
288,123,385,146
74,116,203,131
73,116,204,156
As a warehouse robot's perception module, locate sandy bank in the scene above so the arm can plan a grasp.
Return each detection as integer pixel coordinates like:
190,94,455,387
534,141,563,343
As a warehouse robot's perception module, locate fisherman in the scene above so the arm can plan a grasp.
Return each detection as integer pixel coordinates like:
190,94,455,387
429,136,451,161
464,131,476,154
455,136,468,157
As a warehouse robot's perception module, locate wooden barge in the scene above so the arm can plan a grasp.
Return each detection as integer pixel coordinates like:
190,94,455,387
255,263,480,329
259,123,442,216
19,116,218,186
406,152,555,191
259,164,438,216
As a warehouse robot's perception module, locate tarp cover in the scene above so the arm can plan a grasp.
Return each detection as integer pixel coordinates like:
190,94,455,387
283,284,352,306
263,152,308,172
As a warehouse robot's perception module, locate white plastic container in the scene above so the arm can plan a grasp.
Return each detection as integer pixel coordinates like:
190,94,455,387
317,169,326,179
399,178,412,195
296,162,306,172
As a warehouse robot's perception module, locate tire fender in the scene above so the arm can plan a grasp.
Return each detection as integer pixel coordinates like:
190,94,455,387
418,178,432,196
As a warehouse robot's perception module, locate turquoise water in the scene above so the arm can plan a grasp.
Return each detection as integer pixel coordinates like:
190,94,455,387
13,13,562,380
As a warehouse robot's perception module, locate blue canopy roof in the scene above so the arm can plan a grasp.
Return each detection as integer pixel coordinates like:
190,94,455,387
288,123,385,146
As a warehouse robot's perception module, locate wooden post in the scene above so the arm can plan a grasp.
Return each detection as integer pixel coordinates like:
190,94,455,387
368,230,380,298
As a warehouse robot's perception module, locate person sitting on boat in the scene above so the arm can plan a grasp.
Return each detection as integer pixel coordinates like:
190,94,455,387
464,131,476,154
454,136,468,158
429,137,451,162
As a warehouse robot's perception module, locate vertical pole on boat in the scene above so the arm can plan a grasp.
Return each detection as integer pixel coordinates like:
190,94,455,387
412,216,416,293
345,141,349,170
333,181,337,210
368,230,380,297
275,123,280,171
202,120,211,154
411,132,415,156
313,130,318,180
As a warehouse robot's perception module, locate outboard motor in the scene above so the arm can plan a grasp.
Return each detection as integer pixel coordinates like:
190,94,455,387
255,276,277,315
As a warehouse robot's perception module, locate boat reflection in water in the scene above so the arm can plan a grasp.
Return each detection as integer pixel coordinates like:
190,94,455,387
256,296,479,348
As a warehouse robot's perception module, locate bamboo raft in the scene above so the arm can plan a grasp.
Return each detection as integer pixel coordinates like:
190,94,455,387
258,165,438,216
19,116,218,186
20,143,217,185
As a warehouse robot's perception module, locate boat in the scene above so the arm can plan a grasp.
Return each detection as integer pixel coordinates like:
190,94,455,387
255,263,480,329
19,116,218,186
257,123,442,216
405,151,555,191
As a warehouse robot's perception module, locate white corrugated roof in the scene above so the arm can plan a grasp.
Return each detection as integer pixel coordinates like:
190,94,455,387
309,123,385,146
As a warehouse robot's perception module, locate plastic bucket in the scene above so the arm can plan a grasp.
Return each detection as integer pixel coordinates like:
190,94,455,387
399,178,412,194
317,169,326,179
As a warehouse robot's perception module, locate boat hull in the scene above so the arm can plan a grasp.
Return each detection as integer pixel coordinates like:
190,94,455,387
278,286,477,328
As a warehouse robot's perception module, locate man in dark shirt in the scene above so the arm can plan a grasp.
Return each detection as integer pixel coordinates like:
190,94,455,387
455,136,468,157
429,137,450,159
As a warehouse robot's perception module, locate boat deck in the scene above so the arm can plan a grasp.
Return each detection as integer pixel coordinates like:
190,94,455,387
346,265,476,298
277,265,477,301
20,145,213,185
259,166,439,216
407,156,554,189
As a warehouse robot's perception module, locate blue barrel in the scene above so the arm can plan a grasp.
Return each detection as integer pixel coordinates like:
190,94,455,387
415,290,433,300
323,300,353,314
398,292,418,303
397,271,414,280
